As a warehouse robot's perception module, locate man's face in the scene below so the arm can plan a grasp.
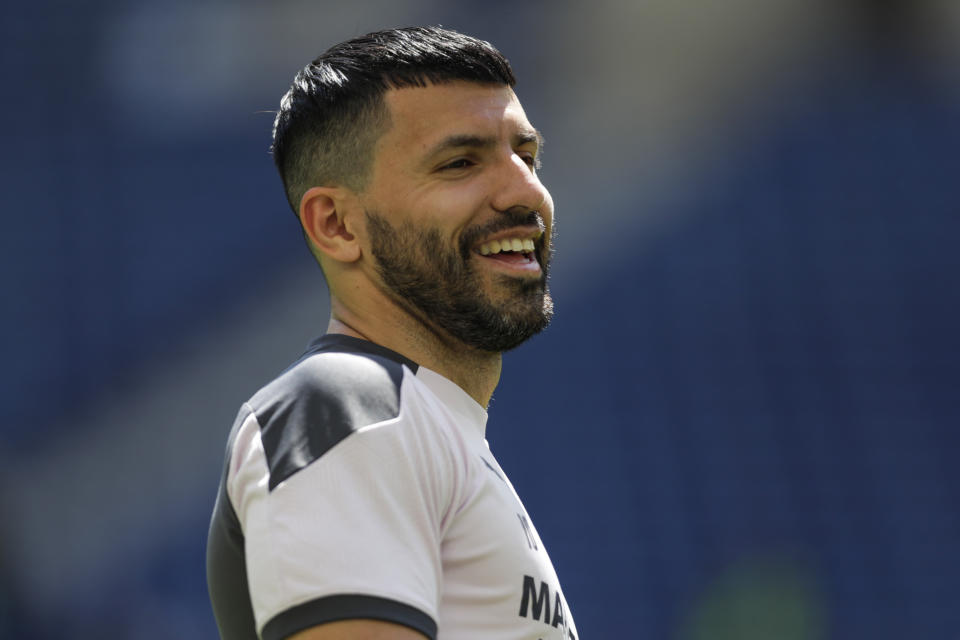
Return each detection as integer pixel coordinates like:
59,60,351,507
358,81,555,353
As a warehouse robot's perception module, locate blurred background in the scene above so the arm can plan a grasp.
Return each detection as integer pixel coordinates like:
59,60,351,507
3,0,959,637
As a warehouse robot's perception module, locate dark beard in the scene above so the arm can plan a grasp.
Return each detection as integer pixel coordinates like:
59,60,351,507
366,209,554,353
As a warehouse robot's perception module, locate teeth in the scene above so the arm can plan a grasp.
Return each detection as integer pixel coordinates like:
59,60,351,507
478,236,539,256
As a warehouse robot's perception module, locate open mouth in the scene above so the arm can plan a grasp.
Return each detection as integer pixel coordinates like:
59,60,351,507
475,233,542,270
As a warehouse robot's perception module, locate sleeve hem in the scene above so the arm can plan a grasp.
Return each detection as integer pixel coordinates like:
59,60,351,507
260,594,437,640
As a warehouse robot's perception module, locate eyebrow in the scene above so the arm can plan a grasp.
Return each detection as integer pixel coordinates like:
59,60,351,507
424,128,544,159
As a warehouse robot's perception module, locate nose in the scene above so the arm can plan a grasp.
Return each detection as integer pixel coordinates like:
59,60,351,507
489,153,552,218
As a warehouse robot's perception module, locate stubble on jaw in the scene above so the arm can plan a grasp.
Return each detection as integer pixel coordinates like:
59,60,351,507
365,210,554,353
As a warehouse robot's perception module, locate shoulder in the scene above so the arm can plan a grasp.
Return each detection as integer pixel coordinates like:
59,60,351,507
252,347,409,428
245,336,419,491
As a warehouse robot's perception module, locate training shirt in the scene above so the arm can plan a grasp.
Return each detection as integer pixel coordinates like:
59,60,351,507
207,334,578,640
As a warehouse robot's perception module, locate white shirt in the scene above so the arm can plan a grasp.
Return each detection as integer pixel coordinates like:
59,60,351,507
208,335,578,640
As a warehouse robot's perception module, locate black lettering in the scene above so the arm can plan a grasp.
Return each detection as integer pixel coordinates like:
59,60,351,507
518,575,551,622
551,591,565,628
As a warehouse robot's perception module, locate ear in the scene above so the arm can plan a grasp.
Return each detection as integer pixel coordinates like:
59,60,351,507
299,186,361,263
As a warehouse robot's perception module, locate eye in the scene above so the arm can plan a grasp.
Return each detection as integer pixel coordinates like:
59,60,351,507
519,152,541,171
442,158,474,170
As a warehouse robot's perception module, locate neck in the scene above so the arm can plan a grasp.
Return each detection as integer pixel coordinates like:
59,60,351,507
327,306,502,408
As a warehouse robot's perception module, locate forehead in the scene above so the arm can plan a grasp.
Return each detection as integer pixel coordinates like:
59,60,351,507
378,81,534,159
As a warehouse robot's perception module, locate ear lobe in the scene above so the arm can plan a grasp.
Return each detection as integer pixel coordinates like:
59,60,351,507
300,186,361,263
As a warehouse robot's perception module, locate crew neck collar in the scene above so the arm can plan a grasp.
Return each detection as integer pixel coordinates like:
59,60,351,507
306,333,420,372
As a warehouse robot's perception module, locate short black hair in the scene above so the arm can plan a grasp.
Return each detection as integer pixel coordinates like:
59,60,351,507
271,26,517,215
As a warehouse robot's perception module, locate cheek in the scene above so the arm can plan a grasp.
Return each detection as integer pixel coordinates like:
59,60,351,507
418,189,488,240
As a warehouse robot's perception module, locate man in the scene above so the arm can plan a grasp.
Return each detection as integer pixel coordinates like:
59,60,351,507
207,26,578,640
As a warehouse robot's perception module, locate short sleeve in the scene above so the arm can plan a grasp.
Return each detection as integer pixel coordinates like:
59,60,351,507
228,398,453,640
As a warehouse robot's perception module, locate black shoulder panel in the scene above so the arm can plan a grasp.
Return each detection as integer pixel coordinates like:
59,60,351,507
251,335,417,491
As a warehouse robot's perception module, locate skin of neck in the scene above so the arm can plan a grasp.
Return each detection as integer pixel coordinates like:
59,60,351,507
324,274,503,408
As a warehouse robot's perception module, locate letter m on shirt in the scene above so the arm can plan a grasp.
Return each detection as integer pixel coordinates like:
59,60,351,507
519,575,551,622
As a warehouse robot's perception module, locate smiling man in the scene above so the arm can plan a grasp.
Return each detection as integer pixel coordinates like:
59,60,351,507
206,27,578,640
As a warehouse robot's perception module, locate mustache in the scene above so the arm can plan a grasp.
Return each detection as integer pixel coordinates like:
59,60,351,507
459,209,545,259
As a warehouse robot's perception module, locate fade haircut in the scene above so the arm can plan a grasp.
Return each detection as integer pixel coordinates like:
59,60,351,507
271,26,517,215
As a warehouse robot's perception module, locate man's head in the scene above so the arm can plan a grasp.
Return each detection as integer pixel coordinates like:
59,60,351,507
274,27,554,353
272,26,516,212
